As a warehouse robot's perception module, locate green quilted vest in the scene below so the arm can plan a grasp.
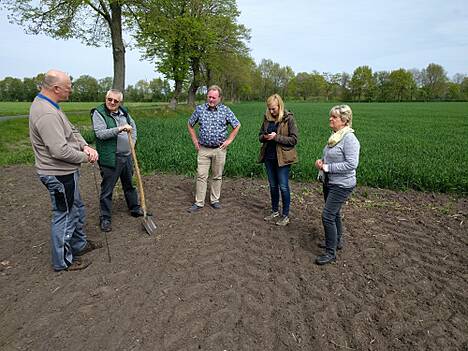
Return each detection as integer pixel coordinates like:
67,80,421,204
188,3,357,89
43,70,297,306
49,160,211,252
91,104,130,168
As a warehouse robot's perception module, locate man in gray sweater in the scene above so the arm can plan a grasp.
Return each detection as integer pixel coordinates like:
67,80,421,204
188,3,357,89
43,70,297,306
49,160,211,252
30,70,100,272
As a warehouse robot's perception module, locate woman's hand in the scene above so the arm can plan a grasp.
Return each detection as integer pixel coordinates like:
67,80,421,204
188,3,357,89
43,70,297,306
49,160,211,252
264,132,276,141
315,159,324,170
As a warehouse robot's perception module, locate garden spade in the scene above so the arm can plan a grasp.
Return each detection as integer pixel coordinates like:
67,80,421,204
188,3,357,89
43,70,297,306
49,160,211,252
127,132,157,235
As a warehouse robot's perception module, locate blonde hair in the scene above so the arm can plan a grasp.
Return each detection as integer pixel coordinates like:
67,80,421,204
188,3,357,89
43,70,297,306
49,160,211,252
207,85,222,97
330,104,353,127
265,94,285,122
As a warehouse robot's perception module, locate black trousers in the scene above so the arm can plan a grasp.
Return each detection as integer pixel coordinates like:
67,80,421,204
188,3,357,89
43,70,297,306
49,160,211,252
99,154,139,221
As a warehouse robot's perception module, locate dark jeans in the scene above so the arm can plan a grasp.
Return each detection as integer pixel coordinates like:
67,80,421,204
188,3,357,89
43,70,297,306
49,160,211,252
264,159,291,216
99,154,139,221
322,184,354,256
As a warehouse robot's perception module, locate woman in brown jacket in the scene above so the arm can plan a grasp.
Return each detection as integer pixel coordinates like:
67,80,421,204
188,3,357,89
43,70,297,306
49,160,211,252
258,94,298,226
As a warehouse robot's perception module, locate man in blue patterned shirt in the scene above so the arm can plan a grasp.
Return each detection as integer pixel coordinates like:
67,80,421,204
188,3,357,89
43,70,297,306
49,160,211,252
187,85,241,212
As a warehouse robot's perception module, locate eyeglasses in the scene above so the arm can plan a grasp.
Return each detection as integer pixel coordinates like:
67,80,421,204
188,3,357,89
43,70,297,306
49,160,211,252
107,97,120,104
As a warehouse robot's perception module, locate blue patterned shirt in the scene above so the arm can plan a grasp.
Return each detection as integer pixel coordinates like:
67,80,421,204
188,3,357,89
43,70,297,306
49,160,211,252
188,103,240,147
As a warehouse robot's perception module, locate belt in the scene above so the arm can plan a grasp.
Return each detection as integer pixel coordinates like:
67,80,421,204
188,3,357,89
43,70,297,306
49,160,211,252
201,144,221,149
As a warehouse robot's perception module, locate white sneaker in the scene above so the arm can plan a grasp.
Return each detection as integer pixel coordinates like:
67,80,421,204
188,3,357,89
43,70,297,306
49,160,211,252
276,216,290,226
264,211,280,221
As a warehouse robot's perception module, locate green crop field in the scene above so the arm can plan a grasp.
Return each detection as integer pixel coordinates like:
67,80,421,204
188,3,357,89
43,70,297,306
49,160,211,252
0,101,163,116
1,102,467,194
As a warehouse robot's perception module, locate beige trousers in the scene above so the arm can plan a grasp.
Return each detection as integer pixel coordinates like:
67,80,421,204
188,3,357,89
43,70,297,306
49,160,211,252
195,146,227,206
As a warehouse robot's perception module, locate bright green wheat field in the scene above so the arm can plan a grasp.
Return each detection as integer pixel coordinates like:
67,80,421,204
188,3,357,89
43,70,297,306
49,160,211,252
0,101,467,195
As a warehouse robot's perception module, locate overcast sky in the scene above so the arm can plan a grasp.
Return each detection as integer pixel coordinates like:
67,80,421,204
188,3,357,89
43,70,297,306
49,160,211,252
0,0,467,84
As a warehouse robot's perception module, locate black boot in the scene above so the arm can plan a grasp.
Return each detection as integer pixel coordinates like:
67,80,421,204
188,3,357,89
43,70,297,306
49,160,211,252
315,253,336,265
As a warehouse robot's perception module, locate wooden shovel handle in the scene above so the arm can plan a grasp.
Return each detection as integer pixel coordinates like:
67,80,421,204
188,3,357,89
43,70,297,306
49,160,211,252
127,132,147,216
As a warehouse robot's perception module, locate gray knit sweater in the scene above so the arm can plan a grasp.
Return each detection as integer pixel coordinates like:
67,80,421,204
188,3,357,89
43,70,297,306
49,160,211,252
323,132,360,188
29,97,88,175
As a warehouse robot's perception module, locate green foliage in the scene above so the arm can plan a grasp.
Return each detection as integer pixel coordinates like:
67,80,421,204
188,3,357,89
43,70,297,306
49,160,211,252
350,66,374,101
134,0,250,106
71,75,100,102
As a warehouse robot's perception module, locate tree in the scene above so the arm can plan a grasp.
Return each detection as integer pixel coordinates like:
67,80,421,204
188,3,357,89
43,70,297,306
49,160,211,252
208,53,256,102
2,1,143,91
339,72,352,101
98,77,114,98
135,0,192,109
149,78,171,101
0,77,23,101
350,66,374,101
255,59,294,100
290,72,326,101
446,82,462,101
22,77,41,101
373,71,391,102
461,77,468,100
421,63,448,100
388,69,415,102
72,75,100,102
452,73,466,84
323,72,343,101
135,0,250,108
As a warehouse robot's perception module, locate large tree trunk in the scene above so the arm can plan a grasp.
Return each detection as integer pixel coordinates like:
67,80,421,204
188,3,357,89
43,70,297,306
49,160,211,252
187,58,201,107
169,79,183,110
110,3,125,91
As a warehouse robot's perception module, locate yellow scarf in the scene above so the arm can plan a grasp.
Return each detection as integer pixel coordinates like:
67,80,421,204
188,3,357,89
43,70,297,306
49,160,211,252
327,126,354,147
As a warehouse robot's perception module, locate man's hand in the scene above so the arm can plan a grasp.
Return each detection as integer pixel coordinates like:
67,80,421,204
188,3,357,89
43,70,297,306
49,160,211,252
119,124,133,133
220,139,233,150
83,145,99,163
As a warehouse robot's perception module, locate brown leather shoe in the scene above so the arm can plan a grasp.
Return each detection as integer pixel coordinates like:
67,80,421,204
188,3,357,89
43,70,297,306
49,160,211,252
75,240,103,257
66,257,91,271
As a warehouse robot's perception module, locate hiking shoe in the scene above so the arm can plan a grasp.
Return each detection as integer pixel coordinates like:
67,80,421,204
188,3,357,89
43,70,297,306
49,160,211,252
130,208,145,217
100,219,112,232
187,204,202,213
264,211,280,221
275,215,290,226
318,240,343,250
210,202,221,209
66,257,91,271
75,240,103,256
315,253,336,265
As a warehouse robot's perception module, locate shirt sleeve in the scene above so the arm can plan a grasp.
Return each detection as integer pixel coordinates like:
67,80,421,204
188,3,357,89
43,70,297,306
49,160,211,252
92,110,120,140
225,107,240,128
188,107,201,127
128,113,137,142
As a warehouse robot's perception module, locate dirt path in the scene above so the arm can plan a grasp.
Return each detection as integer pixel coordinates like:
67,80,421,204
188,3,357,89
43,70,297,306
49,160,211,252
0,165,466,351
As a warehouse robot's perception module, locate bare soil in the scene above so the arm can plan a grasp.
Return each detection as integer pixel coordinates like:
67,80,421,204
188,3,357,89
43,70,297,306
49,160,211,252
0,165,467,351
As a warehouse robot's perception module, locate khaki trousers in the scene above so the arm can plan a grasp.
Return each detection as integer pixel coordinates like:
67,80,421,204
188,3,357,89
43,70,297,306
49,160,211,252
195,146,227,206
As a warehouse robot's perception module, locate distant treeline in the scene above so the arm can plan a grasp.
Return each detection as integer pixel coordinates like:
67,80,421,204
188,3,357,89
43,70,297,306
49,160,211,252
1,62,467,103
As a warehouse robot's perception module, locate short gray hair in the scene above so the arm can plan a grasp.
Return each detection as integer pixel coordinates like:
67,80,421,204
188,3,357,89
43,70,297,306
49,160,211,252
330,104,353,127
41,70,68,89
106,89,124,101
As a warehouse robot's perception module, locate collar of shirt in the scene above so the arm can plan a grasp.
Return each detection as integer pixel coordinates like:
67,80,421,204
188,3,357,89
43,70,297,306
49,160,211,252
36,93,60,110
204,103,220,112
110,110,121,117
